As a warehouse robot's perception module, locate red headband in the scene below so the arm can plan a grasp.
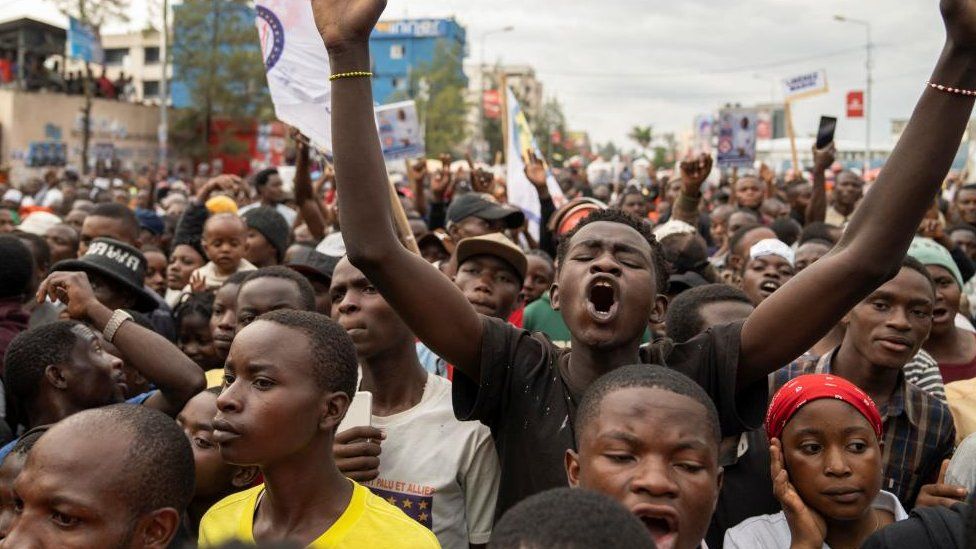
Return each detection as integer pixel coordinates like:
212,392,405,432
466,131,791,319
765,374,883,441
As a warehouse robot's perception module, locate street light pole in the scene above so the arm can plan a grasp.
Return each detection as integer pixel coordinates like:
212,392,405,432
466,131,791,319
477,26,513,162
835,15,872,174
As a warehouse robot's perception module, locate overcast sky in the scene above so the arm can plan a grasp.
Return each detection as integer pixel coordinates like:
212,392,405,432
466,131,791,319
5,0,950,147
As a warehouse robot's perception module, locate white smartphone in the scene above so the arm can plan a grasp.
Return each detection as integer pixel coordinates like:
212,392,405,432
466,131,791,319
337,391,373,434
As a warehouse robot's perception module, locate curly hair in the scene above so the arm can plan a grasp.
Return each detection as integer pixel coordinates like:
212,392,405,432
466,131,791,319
556,208,669,293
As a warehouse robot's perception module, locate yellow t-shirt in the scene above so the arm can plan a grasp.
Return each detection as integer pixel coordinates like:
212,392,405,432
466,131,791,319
198,481,440,548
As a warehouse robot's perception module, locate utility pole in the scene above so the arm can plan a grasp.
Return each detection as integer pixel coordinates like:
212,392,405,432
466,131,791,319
835,15,873,174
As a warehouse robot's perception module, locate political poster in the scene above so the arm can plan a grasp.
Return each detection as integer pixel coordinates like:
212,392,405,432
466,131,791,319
255,0,333,151
505,87,565,240
375,100,425,161
716,108,758,168
781,69,829,101
68,17,103,64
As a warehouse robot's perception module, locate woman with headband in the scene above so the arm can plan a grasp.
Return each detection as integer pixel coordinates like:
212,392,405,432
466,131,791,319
725,374,909,548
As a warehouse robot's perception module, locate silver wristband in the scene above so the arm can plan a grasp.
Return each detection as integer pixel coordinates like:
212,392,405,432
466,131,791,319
103,309,133,343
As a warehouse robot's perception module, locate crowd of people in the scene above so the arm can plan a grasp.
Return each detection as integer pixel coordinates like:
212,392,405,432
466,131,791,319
0,0,974,547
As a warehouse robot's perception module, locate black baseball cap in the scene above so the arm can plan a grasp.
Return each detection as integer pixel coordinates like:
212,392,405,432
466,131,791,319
51,237,159,312
286,247,340,285
447,193,525,229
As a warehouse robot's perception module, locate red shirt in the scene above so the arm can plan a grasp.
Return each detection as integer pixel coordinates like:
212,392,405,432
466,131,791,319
938,335,976,384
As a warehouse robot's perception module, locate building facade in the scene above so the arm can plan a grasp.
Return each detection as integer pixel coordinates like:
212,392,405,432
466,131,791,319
369,18,467,104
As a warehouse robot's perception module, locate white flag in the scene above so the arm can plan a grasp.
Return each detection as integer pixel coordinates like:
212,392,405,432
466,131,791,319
256,0,333,151
505,87,565,240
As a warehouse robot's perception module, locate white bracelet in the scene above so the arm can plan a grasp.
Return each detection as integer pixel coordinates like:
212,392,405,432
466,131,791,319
103,310,133,343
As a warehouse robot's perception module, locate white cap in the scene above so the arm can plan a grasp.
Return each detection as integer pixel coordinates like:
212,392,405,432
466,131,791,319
749,238,795,267
2,189,22,203
652,219,696,241
17,211,62,236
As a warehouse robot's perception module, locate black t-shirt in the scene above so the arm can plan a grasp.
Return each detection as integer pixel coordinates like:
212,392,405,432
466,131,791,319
452,316,766,518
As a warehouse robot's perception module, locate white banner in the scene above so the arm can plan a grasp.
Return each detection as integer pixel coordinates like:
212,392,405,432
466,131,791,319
256,0,333,152
781,69,829,101
505,87,565,240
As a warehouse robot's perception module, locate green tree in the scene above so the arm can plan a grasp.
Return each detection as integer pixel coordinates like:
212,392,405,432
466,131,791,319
530,96,569,163
391,40,468,156
597,141,619,159
54,0,129,174
628,125,652,156
171,0,273,163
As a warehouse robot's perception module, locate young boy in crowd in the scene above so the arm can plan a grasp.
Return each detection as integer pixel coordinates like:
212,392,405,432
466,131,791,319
191,213,256,291
417,232,525,377
1,268,205,459
210,271,251,365
198,310,438,547
243,206,290,268
143,246,168,298
3,405,195,547
727,374,907,548
330,257,499,548
565,364,723,549
738,239,795,306
174,291,222,371
521,250,555,305
235,266,316,330
771,258,956,508
177,387,259,534
316,0,976,516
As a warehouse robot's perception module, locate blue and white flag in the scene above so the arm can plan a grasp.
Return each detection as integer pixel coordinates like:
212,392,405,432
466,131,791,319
505,87,565,240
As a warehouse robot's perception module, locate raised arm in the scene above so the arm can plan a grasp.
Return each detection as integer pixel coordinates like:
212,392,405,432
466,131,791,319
36,271,206,416
313,0,484,377
292,131,328,239
739,5,976,388
805,143,833,226
672,153,712,225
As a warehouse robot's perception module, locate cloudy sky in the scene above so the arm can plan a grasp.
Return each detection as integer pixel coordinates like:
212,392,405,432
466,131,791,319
5,0,950,147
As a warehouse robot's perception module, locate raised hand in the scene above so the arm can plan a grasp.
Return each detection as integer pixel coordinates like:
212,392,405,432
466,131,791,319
679,152,713,195
770,439,826,549
189,270,207,293
310,0,387,51
524,149,549,189
813,143,836,173
942,0,976,52
431,154,455,201
406,158,428,185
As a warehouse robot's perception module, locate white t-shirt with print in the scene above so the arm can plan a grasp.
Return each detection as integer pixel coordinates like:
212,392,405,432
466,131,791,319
364,373,499,549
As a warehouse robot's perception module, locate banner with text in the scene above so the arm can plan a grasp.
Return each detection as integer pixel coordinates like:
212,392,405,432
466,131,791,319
846,90,865,118
782,69,829,100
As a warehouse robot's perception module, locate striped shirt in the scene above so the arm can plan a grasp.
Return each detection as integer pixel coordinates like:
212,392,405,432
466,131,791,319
904,348,947,402
771,349,956,508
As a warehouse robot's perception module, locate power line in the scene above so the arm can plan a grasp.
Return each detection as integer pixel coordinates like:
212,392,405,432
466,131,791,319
535,43,900,80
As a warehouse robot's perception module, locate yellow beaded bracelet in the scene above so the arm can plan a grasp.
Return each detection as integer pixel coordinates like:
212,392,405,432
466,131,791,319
330,71,373,81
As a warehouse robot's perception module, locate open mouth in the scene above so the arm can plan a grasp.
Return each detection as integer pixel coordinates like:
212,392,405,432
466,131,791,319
586,279,618,322
758,279,781,294
933,307,950,321
634,512,678,549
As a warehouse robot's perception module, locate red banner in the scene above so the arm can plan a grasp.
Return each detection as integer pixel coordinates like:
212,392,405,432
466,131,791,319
483,89,501,119
846,90,865,118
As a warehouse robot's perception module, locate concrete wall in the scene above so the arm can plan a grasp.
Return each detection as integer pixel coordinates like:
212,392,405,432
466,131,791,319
0,89,161,181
